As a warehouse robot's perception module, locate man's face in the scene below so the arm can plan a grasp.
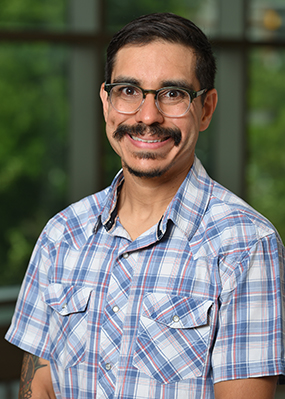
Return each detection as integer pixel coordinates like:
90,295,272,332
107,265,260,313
100,40,217,181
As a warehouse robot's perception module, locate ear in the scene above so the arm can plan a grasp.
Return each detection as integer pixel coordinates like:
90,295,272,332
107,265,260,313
199,89,218,132
100,82,110,121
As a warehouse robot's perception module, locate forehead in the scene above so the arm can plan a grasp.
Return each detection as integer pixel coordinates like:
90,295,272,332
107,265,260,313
111,41,198,88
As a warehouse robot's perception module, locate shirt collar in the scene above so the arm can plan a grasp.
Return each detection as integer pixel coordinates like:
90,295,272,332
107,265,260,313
97,157,213,240
159,157,213,240
97,169,125,232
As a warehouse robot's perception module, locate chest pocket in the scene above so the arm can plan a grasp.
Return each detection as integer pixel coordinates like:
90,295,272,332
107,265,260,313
42,283,92,369
133,292,213,384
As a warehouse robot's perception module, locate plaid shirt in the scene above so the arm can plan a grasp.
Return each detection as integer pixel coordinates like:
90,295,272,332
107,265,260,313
6,157,285,399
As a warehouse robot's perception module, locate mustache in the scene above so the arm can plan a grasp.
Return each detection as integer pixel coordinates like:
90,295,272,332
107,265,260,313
113,123,182,146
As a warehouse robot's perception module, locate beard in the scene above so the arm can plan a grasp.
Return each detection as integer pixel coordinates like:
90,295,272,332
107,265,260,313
122,161,170,178
112,123,182,179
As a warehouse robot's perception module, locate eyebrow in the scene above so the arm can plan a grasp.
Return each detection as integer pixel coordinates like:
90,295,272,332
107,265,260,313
112,76,196,92
160,80,196,92
112,76,140,86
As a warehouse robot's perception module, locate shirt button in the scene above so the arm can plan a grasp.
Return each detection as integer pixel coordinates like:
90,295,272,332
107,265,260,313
173,315,180,323
122,252,129,259
62,303,67,309
106,220,113,229
112,305,119,313
105,363,112,371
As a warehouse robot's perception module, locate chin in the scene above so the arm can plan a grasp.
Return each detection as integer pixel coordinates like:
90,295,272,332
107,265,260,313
124,161,173,179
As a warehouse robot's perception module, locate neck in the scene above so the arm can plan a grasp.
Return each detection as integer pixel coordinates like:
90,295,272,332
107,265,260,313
117,165,191,240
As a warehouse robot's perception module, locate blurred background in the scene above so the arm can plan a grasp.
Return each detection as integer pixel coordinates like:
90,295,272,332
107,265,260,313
1,0,285,397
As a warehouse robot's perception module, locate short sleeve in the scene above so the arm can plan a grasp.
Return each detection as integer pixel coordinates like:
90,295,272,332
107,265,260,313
5,226,52,360
212,233,285,382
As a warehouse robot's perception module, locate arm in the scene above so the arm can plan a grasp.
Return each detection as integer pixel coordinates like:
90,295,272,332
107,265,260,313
214,376,278,399
19,352,56,399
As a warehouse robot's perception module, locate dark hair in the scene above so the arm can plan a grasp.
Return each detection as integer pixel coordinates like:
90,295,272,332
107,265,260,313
105,12,216,92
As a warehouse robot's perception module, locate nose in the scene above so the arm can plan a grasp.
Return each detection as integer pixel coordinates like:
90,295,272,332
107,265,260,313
135,93,164,125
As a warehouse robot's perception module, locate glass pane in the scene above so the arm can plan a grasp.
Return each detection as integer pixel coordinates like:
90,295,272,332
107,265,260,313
105,0,219,37
247,47,285,242
0,0,68,31
248,0,285,41
0,44,69,285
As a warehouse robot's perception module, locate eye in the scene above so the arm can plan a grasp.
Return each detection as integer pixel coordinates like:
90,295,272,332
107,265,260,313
119,85,141,97
159,88,188,102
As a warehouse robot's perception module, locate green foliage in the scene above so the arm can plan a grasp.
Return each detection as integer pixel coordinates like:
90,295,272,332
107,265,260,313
105,0,201,31
0,43,69,285
0,0,68,29
0,0,69,286
247,48,285,242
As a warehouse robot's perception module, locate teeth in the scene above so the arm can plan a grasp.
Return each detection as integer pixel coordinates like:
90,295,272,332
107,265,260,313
131,136,164,143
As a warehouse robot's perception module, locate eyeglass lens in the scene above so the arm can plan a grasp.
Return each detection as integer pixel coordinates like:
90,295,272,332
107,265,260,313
110,85,191,117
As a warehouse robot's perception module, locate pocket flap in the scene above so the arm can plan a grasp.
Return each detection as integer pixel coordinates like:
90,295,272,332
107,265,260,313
42,283,92,316
142,292,212,329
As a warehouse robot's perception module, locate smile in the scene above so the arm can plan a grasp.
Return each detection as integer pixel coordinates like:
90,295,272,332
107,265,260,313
130,135,168,143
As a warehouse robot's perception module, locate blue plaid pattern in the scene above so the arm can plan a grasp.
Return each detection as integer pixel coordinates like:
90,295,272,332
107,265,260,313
6,157,285,398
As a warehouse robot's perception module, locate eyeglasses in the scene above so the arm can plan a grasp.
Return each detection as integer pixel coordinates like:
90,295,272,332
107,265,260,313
104,82,207,118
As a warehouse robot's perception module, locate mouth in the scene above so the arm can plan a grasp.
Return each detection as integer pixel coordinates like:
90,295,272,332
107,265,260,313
130,135,169,144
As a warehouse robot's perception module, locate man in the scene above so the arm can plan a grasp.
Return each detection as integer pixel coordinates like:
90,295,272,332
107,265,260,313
6,12,285,399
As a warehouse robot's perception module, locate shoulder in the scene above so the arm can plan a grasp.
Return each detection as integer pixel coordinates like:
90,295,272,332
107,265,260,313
210,180,276,239
195,178,283,263
41,187,111,249
189,158,279,246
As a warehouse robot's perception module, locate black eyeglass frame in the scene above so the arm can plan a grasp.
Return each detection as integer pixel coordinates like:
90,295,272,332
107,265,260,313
104,82,208,117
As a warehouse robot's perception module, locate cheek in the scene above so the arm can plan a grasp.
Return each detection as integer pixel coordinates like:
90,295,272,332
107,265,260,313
178,119,200,147
105,109,130,131
105,112,116,130
191,104,204,130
